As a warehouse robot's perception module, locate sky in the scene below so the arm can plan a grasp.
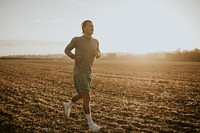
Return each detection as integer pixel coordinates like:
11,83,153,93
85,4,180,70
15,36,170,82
0,0,200,56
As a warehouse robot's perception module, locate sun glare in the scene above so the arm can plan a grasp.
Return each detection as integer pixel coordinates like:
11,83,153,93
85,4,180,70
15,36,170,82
96,0,197,54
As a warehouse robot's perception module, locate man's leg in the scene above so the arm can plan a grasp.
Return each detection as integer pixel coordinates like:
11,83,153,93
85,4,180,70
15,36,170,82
82,93,90,114
63,93,82,117
82,93,100,132
72,93,82,103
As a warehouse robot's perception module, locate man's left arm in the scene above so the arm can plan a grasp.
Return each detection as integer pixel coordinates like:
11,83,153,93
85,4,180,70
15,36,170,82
95,40,101,58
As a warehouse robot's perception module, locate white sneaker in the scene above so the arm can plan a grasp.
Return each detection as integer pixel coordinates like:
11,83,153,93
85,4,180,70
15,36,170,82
89,123,101,132
63,102,71,117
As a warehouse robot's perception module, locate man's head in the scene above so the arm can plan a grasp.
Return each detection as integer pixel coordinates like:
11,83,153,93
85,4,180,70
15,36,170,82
82,20,94,35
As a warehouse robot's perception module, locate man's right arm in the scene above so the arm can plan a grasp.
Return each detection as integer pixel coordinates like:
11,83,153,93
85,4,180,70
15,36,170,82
65,37,76,59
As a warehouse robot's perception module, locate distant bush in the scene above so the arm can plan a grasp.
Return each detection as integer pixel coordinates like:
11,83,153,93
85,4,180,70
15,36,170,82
107,53,118,59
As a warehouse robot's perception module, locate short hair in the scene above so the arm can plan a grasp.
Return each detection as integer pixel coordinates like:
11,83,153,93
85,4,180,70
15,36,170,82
81,20,92,33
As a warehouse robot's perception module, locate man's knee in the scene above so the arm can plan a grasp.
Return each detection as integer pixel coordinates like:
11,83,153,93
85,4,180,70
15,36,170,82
82,93,90,105
78,93,83,99
82,93,90,101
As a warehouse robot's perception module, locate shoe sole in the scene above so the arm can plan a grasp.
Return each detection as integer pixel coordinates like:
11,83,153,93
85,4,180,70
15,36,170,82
89,127,101,132
89,129,100,132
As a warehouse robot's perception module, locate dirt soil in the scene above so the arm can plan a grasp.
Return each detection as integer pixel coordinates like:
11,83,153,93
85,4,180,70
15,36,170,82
0,59,199,132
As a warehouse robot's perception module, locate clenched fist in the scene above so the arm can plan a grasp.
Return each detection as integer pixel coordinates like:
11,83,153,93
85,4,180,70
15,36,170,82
95,51,100,58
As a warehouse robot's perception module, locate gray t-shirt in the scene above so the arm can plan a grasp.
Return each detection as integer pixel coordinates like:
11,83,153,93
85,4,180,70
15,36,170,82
65,35,100,75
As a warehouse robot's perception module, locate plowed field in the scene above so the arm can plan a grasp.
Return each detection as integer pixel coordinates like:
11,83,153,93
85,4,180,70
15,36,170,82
0,59,199,132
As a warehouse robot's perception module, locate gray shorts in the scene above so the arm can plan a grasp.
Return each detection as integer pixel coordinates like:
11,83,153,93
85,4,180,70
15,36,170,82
74,74,92,93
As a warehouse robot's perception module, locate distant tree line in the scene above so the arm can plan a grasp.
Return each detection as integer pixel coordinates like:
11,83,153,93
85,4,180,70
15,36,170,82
102,48,200,62
0,54,66,60
165,48,200,62
1,48,200,62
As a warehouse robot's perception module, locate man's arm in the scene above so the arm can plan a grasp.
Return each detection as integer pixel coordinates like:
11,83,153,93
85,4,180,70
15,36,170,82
95,40,101,58
64,38,76,59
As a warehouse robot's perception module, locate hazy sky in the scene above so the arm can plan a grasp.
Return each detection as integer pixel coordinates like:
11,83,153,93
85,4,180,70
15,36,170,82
0,0,200,56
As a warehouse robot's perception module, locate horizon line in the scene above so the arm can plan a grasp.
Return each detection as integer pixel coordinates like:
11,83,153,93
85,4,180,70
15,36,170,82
1,48,199,57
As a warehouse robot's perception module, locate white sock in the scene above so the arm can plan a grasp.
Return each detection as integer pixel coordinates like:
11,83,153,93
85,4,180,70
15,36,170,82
86,114,94,125
67,100,73,106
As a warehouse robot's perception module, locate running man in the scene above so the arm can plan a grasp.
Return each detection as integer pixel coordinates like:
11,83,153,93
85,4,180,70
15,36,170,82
63,20,101,132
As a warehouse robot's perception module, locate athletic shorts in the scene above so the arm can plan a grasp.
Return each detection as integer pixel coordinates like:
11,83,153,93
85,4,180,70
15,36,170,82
73,74,92,93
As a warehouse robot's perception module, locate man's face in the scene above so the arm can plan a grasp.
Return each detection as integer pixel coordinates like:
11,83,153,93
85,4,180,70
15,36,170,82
84,22,94,35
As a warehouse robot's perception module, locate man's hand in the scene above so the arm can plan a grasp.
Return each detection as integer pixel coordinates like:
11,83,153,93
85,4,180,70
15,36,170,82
95,51,100,58
74,56,82,62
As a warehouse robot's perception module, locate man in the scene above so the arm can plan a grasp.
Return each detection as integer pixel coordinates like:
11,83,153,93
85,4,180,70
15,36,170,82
63,20,101,132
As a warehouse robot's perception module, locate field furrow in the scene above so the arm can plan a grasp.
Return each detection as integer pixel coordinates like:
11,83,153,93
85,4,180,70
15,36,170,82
0,59,199,132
